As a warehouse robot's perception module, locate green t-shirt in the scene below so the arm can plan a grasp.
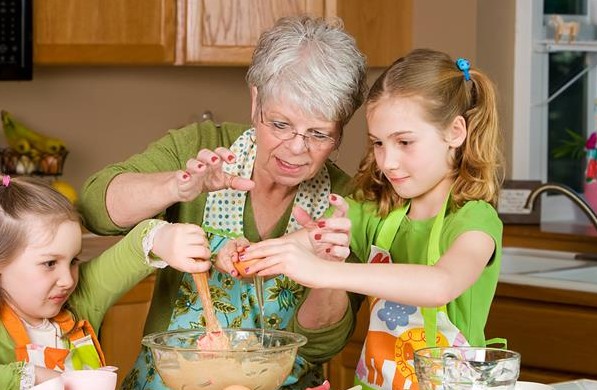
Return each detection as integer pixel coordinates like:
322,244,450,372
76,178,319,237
347,198,503,346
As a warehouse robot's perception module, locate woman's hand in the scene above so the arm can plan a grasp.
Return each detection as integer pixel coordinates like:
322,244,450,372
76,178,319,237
293,193,351,262
238,237,331,289
213,236,251,278
152,223,212,273
175,147,255,201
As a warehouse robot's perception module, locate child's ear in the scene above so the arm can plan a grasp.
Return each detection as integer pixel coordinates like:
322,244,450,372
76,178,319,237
447,115,467,148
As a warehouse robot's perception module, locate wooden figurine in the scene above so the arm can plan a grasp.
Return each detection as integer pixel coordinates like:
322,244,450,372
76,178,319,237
550,15,579,44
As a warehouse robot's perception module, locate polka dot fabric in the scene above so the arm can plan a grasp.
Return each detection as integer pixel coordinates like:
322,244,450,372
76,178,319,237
203,128,331,236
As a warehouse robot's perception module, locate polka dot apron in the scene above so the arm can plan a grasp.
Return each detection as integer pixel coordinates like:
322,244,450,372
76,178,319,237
125,128,333,390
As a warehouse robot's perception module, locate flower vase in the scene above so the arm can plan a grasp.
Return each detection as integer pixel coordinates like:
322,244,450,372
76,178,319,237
585,181,597,213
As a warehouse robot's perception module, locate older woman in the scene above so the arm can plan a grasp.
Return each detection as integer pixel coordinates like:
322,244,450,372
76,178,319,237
79,15,367,389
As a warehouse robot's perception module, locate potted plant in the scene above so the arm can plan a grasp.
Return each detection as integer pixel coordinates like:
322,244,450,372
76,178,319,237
553,130,597,211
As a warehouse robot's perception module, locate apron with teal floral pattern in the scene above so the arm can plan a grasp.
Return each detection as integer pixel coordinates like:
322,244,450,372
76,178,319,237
123,129,332,390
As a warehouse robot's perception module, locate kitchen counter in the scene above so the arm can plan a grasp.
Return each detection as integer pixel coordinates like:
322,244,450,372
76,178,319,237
552,379,597,389
80,232,122,260
500,223,597,293
503,223,597,253
487,224,597,384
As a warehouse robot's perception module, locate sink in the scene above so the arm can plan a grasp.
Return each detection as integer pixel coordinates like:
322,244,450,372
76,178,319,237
529,265,597,284
501,247,587,274
500,247,597,293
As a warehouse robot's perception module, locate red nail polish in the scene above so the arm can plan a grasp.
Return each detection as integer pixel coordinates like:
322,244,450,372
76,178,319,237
326,248,331,253
314,234,322,240
197,163,204,169
330,195,337,201
227,155,234,161
317,221,326,228
182,173,189,180
211,156,219,163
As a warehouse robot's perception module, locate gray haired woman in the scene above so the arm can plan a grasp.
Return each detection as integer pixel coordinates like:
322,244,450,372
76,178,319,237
79,15,367,389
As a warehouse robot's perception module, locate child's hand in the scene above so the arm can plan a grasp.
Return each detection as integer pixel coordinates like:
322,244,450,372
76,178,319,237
152,223,211,273
213,237,251,278
238,238,329,288
293,193,351,262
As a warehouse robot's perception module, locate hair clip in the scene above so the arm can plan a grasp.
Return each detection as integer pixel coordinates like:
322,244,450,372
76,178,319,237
455,58,471,81
1,175,10,187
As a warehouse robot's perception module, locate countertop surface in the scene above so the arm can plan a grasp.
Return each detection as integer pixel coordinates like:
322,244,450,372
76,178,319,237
80,232,122,261
552,379,597,389
501,223,597,293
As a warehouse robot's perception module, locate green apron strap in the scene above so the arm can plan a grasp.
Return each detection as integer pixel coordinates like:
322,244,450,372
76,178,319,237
375,205,409,249
485,337,508,349
422,193,451,347
373,192,451,348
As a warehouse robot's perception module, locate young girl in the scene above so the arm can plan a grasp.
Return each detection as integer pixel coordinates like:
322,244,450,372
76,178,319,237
0,175,211,389
238,49,504,390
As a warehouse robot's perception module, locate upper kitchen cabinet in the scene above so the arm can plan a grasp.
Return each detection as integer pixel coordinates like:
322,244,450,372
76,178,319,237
178,0,325,65
34,0,176,64
179,0,412,67
328,0,412,67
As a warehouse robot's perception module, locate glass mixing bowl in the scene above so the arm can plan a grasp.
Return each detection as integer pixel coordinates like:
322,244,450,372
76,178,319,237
142,328,307,390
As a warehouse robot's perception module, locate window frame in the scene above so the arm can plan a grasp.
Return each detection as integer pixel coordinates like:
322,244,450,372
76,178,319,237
513,0,597,223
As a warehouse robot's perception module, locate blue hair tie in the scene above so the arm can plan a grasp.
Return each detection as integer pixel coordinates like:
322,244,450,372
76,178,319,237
455,58,471,81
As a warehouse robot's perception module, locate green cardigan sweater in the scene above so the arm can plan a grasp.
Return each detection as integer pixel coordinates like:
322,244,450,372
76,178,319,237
78,121,363,370
0,220,156,390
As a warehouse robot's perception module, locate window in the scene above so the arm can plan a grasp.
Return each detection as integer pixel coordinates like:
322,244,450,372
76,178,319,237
514,0,597,222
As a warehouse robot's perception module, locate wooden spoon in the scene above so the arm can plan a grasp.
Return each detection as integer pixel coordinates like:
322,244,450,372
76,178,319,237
191,272,221,333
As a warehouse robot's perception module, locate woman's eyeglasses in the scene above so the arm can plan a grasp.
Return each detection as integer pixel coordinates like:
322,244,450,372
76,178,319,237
260,110,337,150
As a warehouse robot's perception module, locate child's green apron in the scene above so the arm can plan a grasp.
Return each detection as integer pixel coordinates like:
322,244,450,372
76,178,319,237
354,196,468,390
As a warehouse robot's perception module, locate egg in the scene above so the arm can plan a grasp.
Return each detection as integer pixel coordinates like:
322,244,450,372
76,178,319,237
223,386,251,390
233,258,261,277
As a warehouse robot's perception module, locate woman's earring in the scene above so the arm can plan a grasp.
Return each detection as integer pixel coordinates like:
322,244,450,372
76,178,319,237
329,148,340,163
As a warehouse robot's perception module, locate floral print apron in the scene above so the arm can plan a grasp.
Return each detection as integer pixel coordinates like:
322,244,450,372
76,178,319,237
354,195,469,390
124,129,333,389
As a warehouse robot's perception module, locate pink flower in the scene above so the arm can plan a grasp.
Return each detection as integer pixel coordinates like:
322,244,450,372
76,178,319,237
586,132,597,150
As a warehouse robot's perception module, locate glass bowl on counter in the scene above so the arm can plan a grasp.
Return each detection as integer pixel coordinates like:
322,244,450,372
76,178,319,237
414,346,521,389
142,328,307,390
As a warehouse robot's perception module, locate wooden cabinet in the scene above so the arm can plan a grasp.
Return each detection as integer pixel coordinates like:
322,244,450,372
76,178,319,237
326,225,597,388
100,275,155,388
34,0,412,66
485,283,597,384
179,0,412,66
328,0,412,67
34,0,176,64
327,301,369,389
78,234,156,388
178,0,325,65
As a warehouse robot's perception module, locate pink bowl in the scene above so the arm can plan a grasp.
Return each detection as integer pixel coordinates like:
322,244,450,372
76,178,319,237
61,370,117,390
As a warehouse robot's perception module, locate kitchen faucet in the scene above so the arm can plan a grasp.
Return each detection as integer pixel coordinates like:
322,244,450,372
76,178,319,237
524,182,597,230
